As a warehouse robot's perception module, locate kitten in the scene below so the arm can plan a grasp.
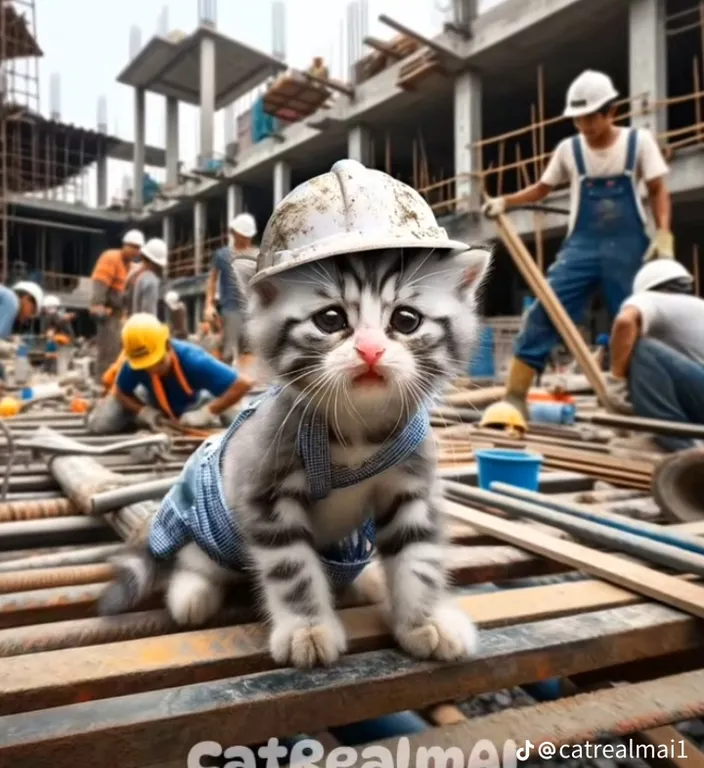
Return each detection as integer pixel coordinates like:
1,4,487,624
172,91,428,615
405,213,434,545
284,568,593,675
99,245,491,668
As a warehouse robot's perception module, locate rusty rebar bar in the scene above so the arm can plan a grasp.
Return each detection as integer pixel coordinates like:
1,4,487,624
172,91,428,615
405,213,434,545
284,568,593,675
0,543,124,573
0,497,76,522
0,564,114,594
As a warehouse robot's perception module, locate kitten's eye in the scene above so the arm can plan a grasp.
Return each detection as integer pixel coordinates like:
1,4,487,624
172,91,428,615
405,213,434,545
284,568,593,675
312,307,348,334
390,306,422,334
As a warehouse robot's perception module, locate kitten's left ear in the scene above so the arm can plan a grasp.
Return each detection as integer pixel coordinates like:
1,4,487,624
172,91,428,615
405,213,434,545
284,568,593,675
456,246,492,295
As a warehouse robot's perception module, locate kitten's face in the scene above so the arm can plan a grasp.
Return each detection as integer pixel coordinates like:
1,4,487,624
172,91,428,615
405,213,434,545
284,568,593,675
248,247,491,425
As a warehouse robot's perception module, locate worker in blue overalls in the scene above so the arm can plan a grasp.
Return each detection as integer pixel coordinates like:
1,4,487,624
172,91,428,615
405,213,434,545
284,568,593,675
480,69,673,428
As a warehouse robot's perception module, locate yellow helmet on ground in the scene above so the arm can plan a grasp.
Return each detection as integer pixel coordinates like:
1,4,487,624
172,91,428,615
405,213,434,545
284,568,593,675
121,313,170,370
479,400,527,432
0,396,21,417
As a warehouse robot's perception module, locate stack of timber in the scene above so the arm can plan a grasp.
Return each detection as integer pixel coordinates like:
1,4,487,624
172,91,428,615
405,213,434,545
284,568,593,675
355,33,420,83
263,72,331,121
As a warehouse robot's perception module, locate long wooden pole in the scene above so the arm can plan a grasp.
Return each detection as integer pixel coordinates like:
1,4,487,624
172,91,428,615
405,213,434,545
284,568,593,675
489,206,608,403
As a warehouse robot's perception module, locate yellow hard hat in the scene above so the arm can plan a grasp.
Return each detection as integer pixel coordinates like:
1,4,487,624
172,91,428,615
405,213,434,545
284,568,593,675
0,396,21,418
479,401,527,432
121,313,170,370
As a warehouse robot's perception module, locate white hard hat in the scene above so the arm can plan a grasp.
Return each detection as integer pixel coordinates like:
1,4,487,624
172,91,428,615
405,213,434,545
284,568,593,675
230,213,257,239
164,290,180,309
251,159,468,286
633,260,693,294
12,280,43,311
43,295,60,312
123,229,145,248
141,238,168,268
563,70,619,118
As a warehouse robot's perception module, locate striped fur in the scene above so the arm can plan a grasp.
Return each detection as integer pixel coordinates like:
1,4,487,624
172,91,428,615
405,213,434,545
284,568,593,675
100,246,491,668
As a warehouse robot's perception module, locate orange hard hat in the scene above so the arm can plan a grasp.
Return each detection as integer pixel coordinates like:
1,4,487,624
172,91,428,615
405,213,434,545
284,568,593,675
0,396,21,418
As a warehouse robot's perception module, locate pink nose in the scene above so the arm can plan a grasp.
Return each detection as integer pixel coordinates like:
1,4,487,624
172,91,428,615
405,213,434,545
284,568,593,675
355,338,385,367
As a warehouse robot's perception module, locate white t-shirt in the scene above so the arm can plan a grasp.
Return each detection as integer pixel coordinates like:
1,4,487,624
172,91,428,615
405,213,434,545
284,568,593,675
621,292,704,367
540,127,669,234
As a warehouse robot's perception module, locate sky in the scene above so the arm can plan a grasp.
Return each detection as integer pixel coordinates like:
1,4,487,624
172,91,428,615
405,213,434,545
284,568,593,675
33,0,505,203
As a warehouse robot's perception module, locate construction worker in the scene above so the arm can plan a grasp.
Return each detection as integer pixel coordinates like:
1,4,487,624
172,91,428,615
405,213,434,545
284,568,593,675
42,295,74,342
124,238,167,317
307,56,329,81
86,313,254,434
90,230,144,380
607,260,704,452
0,281,43,383
204,213,257,365
481,69,673,428
164,290,188,339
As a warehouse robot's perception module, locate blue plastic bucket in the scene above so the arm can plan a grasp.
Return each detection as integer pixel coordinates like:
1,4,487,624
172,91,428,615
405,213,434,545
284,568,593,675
474,449,543,491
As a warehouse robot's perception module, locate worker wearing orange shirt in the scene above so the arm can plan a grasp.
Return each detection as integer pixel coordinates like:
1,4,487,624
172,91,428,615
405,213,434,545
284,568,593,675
90,230,144,380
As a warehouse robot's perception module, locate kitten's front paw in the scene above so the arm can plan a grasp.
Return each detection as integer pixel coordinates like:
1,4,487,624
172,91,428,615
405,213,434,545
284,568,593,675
395,604,478,662
270,613,347,668
166,570,225,626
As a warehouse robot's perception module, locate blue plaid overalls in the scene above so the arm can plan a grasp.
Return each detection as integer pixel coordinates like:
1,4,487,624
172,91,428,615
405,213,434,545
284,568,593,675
149,387,431,587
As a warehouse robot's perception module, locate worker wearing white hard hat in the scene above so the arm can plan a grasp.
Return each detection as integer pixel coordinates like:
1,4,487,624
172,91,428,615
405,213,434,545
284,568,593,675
90,229,145,381
163,289,188,340
0,280,43,368
606,259,704,452
124,237,167,318
204,211,258,365
41,294,75,346
480,68,673,429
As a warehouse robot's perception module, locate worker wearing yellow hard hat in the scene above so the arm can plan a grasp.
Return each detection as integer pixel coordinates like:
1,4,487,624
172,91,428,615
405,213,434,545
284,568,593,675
86,313,254,434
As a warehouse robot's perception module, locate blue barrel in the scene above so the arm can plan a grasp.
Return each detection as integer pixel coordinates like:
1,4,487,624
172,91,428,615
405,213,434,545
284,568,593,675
468,326,495,378
475,449,543,491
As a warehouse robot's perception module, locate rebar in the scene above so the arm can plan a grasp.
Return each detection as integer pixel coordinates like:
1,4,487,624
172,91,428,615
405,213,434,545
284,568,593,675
0,497,75,522
0,543,124,573
577,412,704,439
0,564,114,594
91,476,178,514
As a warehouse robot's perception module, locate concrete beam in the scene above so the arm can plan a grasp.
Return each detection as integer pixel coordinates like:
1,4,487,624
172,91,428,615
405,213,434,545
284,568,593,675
165,97,179,186
96,157,108,208
194,200,206,274
133,88,146,209
347,125,373,165
454,70,482,213
162,216,173,250
629,0,667,134
199,36,216,165
273,161,291,206
226,184,243,223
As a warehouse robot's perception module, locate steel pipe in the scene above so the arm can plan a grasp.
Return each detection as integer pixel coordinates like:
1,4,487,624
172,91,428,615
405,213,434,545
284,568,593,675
90,476,178,514
0,516,117,552
445,483,704,575
651,448,704,523
577,412,704,439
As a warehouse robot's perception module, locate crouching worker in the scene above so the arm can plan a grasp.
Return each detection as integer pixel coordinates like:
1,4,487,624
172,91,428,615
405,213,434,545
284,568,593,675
606,260,704,452
86,313,254,434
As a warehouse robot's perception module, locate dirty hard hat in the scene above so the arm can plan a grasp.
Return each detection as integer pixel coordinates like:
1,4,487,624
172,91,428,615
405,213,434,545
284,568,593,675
563,70,619,118
479,401,527,432
123,229,145,248
141,238,168,268
12,280,43,312
121,313,170,370
633,260,693,294
251,159,469,286
230,213,257,239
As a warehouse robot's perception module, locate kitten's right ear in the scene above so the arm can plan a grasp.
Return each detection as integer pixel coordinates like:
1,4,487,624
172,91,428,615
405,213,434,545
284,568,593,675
253,279,278,308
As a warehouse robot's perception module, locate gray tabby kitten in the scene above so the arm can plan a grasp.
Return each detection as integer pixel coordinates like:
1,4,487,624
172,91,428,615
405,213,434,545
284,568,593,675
100,245,491,669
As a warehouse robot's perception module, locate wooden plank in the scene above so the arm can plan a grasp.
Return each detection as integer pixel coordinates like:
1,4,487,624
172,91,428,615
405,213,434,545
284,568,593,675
0,603,699,768
0,578,641,715
370,669,704,760
444,500,704,618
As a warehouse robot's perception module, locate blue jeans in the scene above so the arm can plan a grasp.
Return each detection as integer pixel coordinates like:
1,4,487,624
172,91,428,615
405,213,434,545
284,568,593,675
629,338,704,452
514,232,647,372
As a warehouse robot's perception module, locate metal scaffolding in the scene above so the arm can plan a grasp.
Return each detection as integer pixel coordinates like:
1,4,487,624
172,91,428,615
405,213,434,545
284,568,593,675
0,0,41,283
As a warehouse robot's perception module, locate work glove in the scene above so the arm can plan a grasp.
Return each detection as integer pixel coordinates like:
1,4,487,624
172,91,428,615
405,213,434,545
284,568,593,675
481,197,506,219
203,303,217,323
603,373,634,416
135,405,162,430
179,403,220,429
643,230,675,262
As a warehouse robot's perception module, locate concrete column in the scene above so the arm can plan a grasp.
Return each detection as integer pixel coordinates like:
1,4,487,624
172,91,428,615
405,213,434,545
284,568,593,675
347,125,373,165
165,97,179,186
162,216,173,249
273,161,291,206
453,70,482,213
226,184,244,224
194,296,203,327
629,0,667,133
133,87,146,209
194,201,206,274
199,35,216,165
96,156,108,207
